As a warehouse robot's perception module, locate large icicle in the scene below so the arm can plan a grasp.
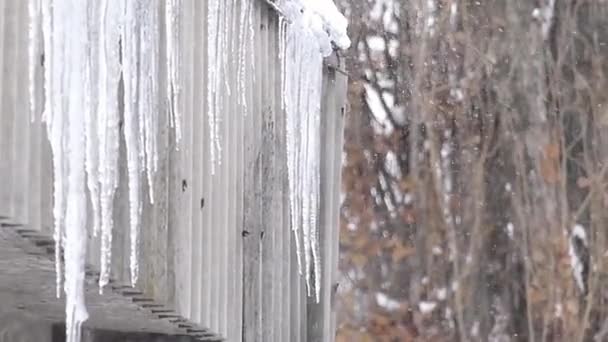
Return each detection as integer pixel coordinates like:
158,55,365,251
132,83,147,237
207,0,228,175
41,0,65,299
122,0,142,286
138,0,161,205
41,0,91,340
166,0,182,144
97,0,123,290
278,0,349,302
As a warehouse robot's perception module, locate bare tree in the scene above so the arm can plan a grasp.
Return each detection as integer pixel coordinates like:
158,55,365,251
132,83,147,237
337,1,608,341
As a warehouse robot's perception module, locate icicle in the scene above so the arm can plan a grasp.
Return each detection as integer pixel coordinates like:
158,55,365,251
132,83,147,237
42,0,92,340
97,0,122,290
64,71,89,342
122,0,141,286
84,58,101,240
284,16,325,300
28,0,41,121
166,0,182,145
207,0,220,175
237,0,253,117
139,0,161,205
41,0,64,300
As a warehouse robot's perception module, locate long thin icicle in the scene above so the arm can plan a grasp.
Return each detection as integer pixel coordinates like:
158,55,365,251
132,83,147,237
166,0,182,144
28,0,41,121
97,0,122,290
40,0,64,300
122,0,142,286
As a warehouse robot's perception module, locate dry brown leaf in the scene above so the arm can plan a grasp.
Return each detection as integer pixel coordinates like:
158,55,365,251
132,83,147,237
352,253,368,268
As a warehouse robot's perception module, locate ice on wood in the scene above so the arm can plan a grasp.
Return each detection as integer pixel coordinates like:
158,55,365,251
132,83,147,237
32,0,349,339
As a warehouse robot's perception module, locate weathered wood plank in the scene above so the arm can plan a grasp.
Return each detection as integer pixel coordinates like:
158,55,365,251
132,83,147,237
0,0,17,219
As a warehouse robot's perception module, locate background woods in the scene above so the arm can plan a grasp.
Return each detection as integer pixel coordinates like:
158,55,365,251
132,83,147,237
336,0,608,341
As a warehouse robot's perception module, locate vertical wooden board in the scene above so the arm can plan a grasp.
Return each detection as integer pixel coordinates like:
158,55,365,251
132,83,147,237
167,1,186,313
224,2,239,339
197,0,209,327
189,0,203,323
311,68,338,342
290,232,306,342
39,124,54,236
274,17,292,339
282,161,292,342
279,87,291,342
233,3,246,338
180,0,195,319
268,11,284,342
29,108,42,231
329,72,347,341
0,0,5,135
241,2,264,341
152,1,171,303
10,0,30,225
218,2,236,335
166,93,180,309
0,0,16,219
321,75,339,342
111,109,130,284
259,5,275,342
208,86,218,332
28,22,45,232
200,0,214,327
200,0,213,326
157,0,175,307
267,11,286,342
0,0,6,219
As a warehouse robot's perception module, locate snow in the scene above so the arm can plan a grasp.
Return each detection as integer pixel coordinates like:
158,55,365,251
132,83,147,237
276,0,350,55
419,300,438,314
506,222,514,238
569,223,587,292
436,287,447,301
376,292,401,311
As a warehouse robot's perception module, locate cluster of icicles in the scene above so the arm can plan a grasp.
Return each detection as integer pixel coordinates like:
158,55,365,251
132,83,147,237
28,0,348,341
30,0,181,340
278,0,350,302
